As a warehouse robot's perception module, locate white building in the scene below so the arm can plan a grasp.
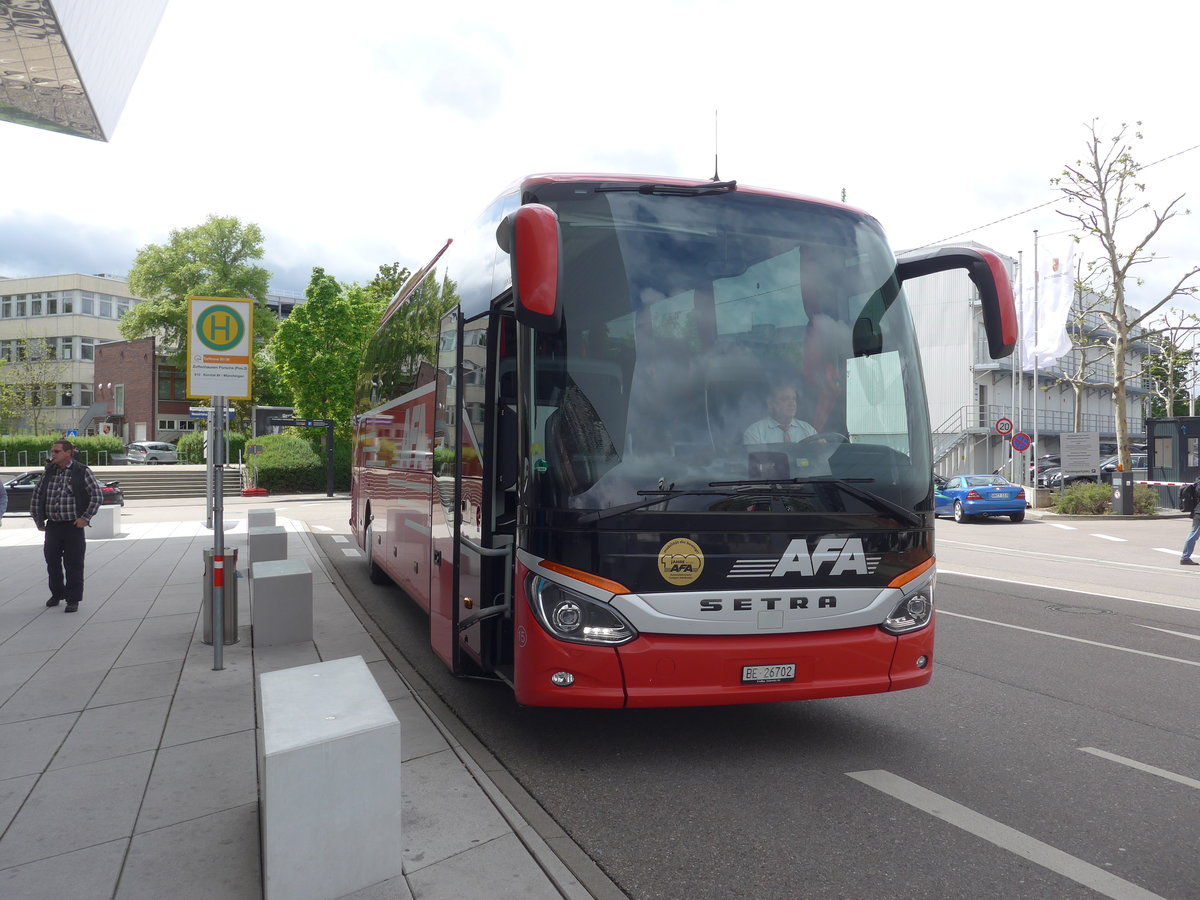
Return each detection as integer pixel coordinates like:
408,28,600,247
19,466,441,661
0,273,145,434
903,243,1150,478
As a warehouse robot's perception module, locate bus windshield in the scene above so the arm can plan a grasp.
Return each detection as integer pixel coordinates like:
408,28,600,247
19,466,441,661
526,184,931,516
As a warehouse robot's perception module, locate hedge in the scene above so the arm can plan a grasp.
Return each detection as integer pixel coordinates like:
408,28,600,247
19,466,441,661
176,431,249,465
0,434,124,469
1053,481,1159,516
244,433,324,493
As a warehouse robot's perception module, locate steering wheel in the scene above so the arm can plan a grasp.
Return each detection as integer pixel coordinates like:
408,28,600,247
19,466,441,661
794,431,847,448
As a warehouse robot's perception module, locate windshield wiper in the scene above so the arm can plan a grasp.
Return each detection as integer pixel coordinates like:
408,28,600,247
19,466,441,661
708,476,923,528
578,489,732,524
595,180,737,197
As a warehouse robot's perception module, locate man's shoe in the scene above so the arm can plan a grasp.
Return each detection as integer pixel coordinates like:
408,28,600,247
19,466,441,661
64,602,79,613
1181,558,1199,566
46,597,60,607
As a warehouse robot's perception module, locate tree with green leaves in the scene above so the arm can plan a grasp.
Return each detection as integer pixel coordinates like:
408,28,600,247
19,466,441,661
387,271,460,392
1054,120,1200,471
121,215,276,367
270,267,387,438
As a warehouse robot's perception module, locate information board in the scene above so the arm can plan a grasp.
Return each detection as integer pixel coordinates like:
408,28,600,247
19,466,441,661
1060,432,1100,478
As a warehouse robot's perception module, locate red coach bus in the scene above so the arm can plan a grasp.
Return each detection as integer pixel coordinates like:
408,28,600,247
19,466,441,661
352,173,1015,708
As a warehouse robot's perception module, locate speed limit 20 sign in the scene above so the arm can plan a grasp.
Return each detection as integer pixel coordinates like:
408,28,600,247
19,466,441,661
995,417,1013,437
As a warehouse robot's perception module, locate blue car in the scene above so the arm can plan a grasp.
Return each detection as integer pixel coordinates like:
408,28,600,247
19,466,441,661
935,474,1026,523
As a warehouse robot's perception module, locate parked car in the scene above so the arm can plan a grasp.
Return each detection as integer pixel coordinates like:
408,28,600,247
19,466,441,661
1047,453,1148,488
934,474,1026,523
125,441,178,464
3,471,124,513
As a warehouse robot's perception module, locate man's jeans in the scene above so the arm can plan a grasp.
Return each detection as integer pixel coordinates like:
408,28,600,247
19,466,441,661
1183,516,1200,561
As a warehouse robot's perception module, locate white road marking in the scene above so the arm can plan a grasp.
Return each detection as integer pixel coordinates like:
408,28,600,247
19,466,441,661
341,548,361,557
1048,522,1077,530
937,570,1197,612
1079,748,1200,791
1133,623,1200,642
332,535,349,543
313,524,333,532
847,771,1164,900
1090,533,1126,542
1152,547,1180,556
939,610,1200,668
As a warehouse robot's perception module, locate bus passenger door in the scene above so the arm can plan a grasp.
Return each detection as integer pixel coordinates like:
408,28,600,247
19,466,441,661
454,313,492,672
430,307,461,670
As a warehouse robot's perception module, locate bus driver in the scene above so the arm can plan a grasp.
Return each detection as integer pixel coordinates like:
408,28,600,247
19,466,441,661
743,385,817,446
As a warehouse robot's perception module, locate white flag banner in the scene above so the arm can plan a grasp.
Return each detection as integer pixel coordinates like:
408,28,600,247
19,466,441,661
1019,239,1075,371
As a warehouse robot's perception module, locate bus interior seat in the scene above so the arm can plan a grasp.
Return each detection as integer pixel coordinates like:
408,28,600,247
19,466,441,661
704,357,770,451
544,383,619,497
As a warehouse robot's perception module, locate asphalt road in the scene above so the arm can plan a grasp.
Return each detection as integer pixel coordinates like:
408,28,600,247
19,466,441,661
307,504,1199,900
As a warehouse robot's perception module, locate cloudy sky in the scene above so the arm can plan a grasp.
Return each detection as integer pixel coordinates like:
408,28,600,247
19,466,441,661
2,0,1198,314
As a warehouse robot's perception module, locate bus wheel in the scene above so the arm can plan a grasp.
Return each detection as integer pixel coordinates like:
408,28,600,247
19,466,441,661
953,501,970,523
365,521,389,585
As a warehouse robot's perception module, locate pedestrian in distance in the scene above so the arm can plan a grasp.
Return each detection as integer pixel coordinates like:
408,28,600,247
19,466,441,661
32,440,102,612
1179,477,1200,565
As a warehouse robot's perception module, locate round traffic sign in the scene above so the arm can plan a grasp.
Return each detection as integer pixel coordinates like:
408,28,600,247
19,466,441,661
995,417,1013,436
1011,432,1031,453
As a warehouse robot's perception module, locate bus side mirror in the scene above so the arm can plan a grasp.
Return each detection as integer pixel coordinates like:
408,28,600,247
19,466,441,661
896,246,1017,360
499,204,563,334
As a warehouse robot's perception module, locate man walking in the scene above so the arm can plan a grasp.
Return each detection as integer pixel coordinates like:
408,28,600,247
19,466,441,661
32,440,102,612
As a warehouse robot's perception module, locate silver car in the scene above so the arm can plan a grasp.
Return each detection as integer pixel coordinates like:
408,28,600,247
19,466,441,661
125,441,178,464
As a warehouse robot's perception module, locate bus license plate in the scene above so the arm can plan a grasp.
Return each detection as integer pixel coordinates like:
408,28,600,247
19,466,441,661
742,664,796,684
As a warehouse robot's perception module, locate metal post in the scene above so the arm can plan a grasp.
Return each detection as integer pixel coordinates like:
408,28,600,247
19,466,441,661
212,395,226,671
326,422,335,497
1032,230,1040,487
205,410,214,529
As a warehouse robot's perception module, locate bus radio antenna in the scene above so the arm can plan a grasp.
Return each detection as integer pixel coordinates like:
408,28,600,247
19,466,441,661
712,109,721,181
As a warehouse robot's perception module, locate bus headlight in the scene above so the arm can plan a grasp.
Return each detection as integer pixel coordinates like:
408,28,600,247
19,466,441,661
527,575,637,645
881,590,934,635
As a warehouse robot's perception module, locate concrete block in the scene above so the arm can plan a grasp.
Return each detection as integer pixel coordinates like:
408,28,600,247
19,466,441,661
251,559,313,646
89,505,120,539
248,525,287,563
260,656,402,900
247,508,276,529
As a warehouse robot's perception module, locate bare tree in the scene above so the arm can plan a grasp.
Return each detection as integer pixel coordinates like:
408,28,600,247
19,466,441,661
1143,307,1197,417
1,333,69,434
1054,120,1200,470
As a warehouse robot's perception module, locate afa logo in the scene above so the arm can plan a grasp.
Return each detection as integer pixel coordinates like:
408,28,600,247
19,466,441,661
659,538,704,586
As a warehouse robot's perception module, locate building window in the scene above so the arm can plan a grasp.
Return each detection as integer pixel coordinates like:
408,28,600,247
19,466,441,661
47,292,59,315
80,338,95,361
98,295,113,318
1,297,10,318
80,292,94,315
80,383,93,407
15,296,26,317
178,419,196,431
62,292,74,314
117,297,130,317
158,419,176,431
158,369,188,400
31,294,43,316
114,385,125,415
61,337,74,360
60,384,73,407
